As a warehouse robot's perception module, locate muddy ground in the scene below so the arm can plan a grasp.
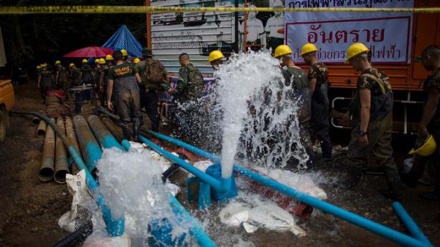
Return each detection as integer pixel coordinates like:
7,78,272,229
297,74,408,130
0,81,439,247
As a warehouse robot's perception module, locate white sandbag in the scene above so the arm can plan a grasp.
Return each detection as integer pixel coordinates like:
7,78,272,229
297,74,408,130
248,203,306,237
219,202,251,227
82,229,131,247
58,170,93,232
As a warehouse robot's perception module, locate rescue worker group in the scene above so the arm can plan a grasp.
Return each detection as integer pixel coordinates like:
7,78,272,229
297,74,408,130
35,43,440,203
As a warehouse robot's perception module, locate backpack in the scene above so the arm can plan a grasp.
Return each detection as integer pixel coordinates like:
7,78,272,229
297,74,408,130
145,59,165,84
81,66,94,84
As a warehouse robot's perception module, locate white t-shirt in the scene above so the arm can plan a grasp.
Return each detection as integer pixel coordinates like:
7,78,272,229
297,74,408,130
265,14,284,39
239,17,265,42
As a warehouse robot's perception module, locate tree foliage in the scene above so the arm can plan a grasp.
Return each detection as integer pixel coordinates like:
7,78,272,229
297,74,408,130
0,0,146,73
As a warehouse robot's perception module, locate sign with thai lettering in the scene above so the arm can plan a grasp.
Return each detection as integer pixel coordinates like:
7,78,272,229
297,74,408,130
285,0,414,63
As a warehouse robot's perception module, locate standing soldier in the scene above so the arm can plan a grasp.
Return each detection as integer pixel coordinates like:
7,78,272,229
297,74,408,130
54,60,68,91
301,43,332,163
79,59,95,86
107,50,142,141
168,53,205,144
343,42,401,199
69,63,81,87
99,55,114,106
411,45,440,202
274,44,313,167
134,48,170,132
93,58,103,99
37,63,55,102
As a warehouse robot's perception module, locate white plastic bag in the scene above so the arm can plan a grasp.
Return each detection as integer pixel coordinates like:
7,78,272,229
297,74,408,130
82,229,131,247
58,170,93,232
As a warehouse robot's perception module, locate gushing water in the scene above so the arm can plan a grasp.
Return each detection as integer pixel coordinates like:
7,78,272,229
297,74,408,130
95,148,189,246
213,51,309,175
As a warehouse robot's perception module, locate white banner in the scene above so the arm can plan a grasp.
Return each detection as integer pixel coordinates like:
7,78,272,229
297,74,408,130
285,0,414,64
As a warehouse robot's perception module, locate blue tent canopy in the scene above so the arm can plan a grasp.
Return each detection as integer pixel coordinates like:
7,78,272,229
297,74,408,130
102,25,143,58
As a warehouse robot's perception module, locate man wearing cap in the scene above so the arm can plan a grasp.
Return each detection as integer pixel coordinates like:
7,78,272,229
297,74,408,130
107,50,142,140
343,42,401,199
301,43,332,163
134,48,170,132
54,60,68,91
411,45,440,201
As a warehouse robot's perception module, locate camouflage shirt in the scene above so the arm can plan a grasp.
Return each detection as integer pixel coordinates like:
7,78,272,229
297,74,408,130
177,63,204,100
358,68,392,96
423,68,440,125
308,62,329,85
133,59,169,91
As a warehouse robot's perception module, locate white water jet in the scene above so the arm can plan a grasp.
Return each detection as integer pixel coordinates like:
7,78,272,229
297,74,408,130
215,50,309,176
95,148,189,246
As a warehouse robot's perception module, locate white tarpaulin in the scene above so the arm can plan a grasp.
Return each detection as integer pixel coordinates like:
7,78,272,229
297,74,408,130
284,0,414,64
0,26,7,67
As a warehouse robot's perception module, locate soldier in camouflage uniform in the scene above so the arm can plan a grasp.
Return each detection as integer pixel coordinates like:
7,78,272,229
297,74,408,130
411,45,440,201
168,53,205,145
54,60,68,91
275,45,314,168
301,43,332,162
344,43,401,199
134,48,170,132
37,63,55,101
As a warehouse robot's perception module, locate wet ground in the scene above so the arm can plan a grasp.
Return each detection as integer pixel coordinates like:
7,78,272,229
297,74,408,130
0,82,439,247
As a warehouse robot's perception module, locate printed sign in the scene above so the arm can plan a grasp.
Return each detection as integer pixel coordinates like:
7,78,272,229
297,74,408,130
285,0,414,63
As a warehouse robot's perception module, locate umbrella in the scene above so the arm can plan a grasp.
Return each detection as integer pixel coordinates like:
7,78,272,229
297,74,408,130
63,46,114,58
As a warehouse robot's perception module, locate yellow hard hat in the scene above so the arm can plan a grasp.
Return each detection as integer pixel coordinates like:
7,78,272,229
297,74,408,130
105,55,114,61
69,63,75,68
345,42,370,63
55,60,61,65
274,45,292,58
301,43,318,56
121,49,128,57
82,59,88,63
133,58,140,64
42,63,47,67
208,50,224,63
94,59,99,63
409,135,437,156
36,65,41,69
98,58,106,65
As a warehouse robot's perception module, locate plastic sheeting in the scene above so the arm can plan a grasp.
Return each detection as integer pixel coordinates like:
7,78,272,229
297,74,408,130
102,25,143,58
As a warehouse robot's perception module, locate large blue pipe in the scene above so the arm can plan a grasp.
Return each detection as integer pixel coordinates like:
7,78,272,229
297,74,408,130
10,111,124,237
87,115,125,151
73,115,102,172
392,202,433,246
144,130,430,247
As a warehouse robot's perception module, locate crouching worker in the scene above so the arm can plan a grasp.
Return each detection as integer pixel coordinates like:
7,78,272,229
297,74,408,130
106,50,142,141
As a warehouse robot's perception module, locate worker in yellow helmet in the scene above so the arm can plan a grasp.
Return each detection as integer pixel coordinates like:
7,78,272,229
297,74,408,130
133,58,140,64
121,49,128,60
409,45,440,201
300,43,332,163
54,60,68,90
99,55,115,106
208,50,224,70
274,44,313,166
341,42,401,199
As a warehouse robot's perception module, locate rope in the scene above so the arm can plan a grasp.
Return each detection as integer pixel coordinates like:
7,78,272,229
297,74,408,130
0,6,440,15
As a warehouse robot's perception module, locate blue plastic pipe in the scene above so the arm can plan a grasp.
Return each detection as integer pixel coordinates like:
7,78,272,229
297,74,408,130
10,111,124,237
139,135,230,192
145,130,430,247
392,202,433,246
73,115,102,172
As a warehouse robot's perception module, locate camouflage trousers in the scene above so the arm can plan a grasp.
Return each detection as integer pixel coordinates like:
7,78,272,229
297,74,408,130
345,112,400,183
